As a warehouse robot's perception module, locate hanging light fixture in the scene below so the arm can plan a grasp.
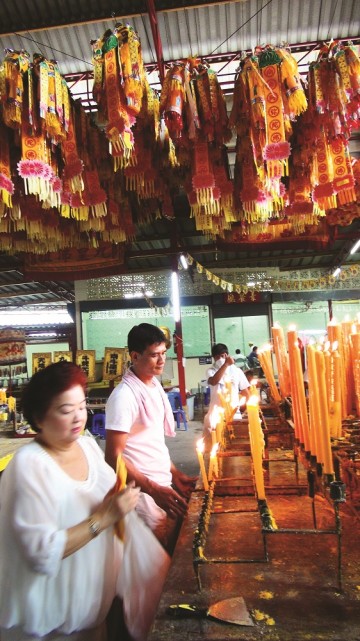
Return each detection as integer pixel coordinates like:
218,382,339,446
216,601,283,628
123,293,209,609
179,254,188,270
350,240,360,255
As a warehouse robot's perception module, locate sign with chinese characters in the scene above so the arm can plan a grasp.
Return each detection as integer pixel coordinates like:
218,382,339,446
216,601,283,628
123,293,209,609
76,350,96,382
224,292,261,303
32,352,52,374
102,348,129,381
199,356,212,364
54,351,72,363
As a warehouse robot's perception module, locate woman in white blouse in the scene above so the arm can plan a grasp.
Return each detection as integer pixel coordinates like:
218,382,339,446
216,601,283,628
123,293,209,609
0,362,139,641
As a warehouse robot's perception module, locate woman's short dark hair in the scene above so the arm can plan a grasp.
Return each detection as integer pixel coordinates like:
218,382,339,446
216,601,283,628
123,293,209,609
21,361,87,432
128,323,166,354
211,343,229,358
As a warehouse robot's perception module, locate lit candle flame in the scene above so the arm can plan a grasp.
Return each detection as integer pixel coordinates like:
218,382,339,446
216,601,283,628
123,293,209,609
210,442,219,457
247,394,259,406
239,395,247,407
332,340,338,351
196,438,205,454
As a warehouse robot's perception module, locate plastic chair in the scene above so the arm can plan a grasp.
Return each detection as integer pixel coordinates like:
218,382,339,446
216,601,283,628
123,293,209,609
167,391,188,431
91,413,106,439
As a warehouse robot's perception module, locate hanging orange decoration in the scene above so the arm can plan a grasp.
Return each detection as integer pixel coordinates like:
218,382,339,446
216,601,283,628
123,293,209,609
259,48,291,179
1,49,30,130
160,62,186,139
0,122,14,208
116,23,145,117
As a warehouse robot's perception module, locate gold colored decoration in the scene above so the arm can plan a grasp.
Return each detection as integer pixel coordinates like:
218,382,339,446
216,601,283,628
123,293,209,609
32,352,52,374
75,350,96,382
53,351,72,363
103,347,129,381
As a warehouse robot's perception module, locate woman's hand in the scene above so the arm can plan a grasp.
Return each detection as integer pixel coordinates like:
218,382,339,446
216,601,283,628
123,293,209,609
98,483,140,528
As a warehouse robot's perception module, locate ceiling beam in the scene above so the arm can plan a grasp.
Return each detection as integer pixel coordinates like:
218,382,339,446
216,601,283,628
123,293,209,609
146,0,165,83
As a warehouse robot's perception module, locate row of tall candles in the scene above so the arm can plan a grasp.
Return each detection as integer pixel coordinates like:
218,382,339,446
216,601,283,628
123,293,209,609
258,318,360,476
196,381,266,499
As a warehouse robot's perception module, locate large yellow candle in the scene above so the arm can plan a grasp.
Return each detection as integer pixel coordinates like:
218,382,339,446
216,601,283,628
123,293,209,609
247,395,266,500
258,346,281,402
287,327,310,450
341,318,356,415
350,331,360,417
208,443,219,481
328,319,347,419
323,342,331,410
306,344,319,458
196,438,209,491
271,323,291,398
314,348,334,475
329,343,342,439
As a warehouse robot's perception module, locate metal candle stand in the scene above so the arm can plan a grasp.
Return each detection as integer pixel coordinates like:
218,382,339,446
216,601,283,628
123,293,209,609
192,480,269,592
260,477,346,592
193,411,347,593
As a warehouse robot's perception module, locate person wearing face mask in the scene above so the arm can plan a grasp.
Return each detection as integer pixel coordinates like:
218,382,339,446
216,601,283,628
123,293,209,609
203,343,251,440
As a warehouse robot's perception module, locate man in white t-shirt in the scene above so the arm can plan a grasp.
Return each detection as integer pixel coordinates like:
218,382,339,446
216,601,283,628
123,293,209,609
105,323,196,552
204,342,251,435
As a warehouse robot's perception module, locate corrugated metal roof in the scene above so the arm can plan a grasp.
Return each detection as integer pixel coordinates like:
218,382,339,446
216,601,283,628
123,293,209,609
0,0,359,318
1,1,359,78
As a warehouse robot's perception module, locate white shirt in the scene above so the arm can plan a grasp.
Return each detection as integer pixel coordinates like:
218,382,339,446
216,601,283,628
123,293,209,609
0,437,121,639
204,361,250,430
106,380,172,532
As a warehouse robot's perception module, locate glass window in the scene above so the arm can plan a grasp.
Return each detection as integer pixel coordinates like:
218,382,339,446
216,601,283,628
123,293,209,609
81,306,211,359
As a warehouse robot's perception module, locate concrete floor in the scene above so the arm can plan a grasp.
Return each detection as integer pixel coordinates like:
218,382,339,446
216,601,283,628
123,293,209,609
165,416,205,478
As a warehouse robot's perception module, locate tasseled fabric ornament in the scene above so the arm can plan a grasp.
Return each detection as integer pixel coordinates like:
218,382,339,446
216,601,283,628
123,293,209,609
194,65,231,144
18,117,59,205
104,40,134,157
116,23,145,117
312,130,337,211
259,48,291,179
160,63,186,140
62,108,84,195
1,49,30,130
191,142,220,215
0,122,14,208
330,138,356,205
35,55,67,143
277,48,308,117
82,170,107,218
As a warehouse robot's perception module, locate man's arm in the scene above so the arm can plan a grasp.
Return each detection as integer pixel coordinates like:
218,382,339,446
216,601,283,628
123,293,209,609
207,355,234,386
105,430,188,518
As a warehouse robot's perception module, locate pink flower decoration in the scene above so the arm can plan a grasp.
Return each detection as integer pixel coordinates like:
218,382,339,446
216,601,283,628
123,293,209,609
0,174,14,194
263,141,291,161
51,176,62,192
17,160,33,178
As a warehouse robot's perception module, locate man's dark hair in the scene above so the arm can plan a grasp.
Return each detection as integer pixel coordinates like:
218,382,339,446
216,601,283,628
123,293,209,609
211,343,229,358
235,348,241,354
128,323,166,353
